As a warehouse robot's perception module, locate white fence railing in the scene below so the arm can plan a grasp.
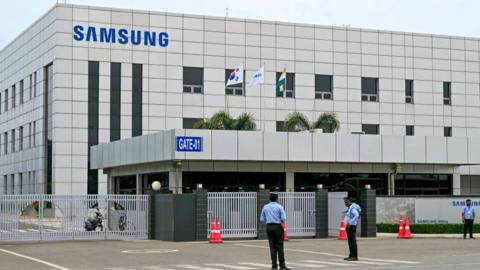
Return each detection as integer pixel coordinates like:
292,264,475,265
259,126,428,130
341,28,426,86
278,192,316,236
208,192,257,238
0,195,149,241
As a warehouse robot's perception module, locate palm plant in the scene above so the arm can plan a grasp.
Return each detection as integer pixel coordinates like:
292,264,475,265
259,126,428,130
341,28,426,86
193,111,256,131
283,112,340,133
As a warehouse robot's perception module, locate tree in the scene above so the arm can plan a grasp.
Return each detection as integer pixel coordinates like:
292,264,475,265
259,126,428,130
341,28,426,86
283,112,340,133
193,111,256,131
312,112,340,133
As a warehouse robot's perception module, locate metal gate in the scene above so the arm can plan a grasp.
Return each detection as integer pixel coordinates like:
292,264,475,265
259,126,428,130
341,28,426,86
0,195,149,241
278,192,316,236
208,192,257,238
328,192,348,236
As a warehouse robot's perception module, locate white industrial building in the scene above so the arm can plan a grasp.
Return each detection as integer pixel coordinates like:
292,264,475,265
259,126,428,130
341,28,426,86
2,3,480,195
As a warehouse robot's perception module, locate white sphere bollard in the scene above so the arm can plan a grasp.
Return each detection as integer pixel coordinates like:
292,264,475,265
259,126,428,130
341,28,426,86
152,181,162,191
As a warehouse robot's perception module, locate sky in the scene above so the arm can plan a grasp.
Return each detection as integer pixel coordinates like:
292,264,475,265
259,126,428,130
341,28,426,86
0,0,479,49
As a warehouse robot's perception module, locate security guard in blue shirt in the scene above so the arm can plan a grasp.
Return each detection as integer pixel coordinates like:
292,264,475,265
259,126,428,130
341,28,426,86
260,193,291,270
462,199,476,239
344,197,359,261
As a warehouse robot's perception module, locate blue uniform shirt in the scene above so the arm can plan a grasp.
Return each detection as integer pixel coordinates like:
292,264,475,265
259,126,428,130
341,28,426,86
462,205,475,220
345,203,362,215
260,202,286,224
345,205,359,226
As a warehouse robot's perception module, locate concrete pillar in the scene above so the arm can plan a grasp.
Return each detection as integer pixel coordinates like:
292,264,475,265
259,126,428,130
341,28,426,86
136,174,142,195
286,172,294,192
169,170,182,194
359,189,376,237
194,189,208,241
257,189,270,239
453,173,461,195
387,173,396,196
315,189,328,238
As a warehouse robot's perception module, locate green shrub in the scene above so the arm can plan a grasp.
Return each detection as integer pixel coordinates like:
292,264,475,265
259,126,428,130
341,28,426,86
377,223,480,234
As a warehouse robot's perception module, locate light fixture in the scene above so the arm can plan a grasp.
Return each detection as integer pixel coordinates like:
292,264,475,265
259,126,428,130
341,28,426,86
259,184,265,190
196,183,203,189
365,184,372,190
151,181,162,191
317,184,323,190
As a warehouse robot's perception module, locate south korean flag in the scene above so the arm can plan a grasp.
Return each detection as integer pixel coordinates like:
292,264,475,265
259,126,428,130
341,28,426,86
226,65,244,86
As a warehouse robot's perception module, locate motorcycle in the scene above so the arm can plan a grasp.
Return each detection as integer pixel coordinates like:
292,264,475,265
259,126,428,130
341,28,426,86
84,206,104,231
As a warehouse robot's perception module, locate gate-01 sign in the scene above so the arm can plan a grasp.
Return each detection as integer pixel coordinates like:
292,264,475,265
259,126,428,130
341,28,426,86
176,136,202,152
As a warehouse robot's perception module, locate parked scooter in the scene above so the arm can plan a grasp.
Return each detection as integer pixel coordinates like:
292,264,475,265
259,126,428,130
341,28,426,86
84,207,104,231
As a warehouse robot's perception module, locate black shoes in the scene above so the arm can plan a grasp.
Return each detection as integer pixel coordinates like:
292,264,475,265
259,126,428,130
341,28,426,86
344,257,358,261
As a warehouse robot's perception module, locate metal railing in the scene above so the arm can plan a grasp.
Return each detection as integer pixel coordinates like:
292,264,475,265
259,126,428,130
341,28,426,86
0,194,149,241
207,192,257,238
278,192,316,237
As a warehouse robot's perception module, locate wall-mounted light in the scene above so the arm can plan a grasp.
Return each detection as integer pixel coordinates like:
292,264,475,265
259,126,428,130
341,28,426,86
365,184,372,190
196,183,203,189
259,184,265,190
317,184,323,190
152,181,162,191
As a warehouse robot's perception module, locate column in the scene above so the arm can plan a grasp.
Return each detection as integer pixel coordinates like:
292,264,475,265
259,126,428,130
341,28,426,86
194,188,208,240
169,170,183,194
286,172,294,192
257,189,270,239
453,173,461,195
315,189,328,238
136,174,142,195
359,189,376,237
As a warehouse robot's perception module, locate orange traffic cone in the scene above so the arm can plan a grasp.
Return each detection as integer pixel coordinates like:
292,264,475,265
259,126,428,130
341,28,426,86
397,215,405,239
209,217,218,243
338,214,347,240
403,215,412,239
215,218,223,243
282,223,289,241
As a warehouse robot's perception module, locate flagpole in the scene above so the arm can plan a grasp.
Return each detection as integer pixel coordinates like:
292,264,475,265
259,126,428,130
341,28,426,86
261,62,266,131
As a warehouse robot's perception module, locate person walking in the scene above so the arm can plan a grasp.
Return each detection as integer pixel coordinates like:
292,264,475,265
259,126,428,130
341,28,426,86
260,193,291,270
344,197,359,261
462,199,475,239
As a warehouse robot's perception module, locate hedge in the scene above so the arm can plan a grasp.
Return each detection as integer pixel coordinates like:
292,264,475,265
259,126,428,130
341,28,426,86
377,223,480,234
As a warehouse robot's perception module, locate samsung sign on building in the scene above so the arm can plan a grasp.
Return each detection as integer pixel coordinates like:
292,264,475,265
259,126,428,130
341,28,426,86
73,25,169,47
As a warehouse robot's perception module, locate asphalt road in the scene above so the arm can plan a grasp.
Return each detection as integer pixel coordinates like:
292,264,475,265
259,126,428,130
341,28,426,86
1,238,480,270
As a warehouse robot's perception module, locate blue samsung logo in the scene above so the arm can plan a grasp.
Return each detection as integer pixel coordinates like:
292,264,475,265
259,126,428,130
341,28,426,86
73,25,168,47
176,136,202,152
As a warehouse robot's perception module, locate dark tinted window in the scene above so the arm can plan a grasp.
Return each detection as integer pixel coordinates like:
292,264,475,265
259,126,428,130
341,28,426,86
276,121,285,132
361,77,378,95
88,61,99,195
395,174,452,195
132,64,143,137
110,63,121,142
443,82,451,97
405,80,413,103
183,118,203,129
406,125,414,136
444,126,452,137
362,124,379,135
183,67,204,94
315,74,333,99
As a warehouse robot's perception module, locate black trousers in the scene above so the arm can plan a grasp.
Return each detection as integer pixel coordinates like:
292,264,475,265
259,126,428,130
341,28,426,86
464,219,474,238
266,223,286,268
347,225,358,259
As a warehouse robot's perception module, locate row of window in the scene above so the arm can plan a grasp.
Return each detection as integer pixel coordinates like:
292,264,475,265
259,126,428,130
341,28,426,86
1,72,37,114
183,67,453,104
2,171,36,195
1,122,37,155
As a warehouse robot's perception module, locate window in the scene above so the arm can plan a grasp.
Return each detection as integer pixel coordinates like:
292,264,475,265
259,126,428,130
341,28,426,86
10,174,14,194
20,80,24,105
4,89,8,111
32,171,36,194
110,62,121,142
183,67,203,94
3,175,6,195
443,82,451,105
276,121,285,132
19,173,22,195
183,118,203,129
315,74,333,99
406,125,414,136
395,174,452,195
444,126,452,137
405,79,413,103
19,126,23,151
132,64,143,137
361,77,379,102
28,123,32,148
32,121,36,147
33,72,37,97
88,62,99,195
11,129,15,152
276,72,295,98
29,74,33,100
362,124,379,135
12,84,16,108
0,92,2,114
225,69,245,96
3,132,7,154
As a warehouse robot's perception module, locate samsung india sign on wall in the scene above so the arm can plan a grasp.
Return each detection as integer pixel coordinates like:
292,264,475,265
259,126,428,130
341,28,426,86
73,25,169,47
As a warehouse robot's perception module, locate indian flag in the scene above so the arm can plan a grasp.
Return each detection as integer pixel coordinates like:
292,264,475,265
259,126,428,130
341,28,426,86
276,67,287,95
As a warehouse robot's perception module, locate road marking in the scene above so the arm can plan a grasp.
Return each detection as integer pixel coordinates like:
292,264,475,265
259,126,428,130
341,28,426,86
205,264,256,269
303,260,353,266
26,229,39,232
0,248,70,270
351,260,390,265
13,229,28,233
235,244,419,264
175,265,223,270
288,262,326,268
121,249,179,254
238,262,272,268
